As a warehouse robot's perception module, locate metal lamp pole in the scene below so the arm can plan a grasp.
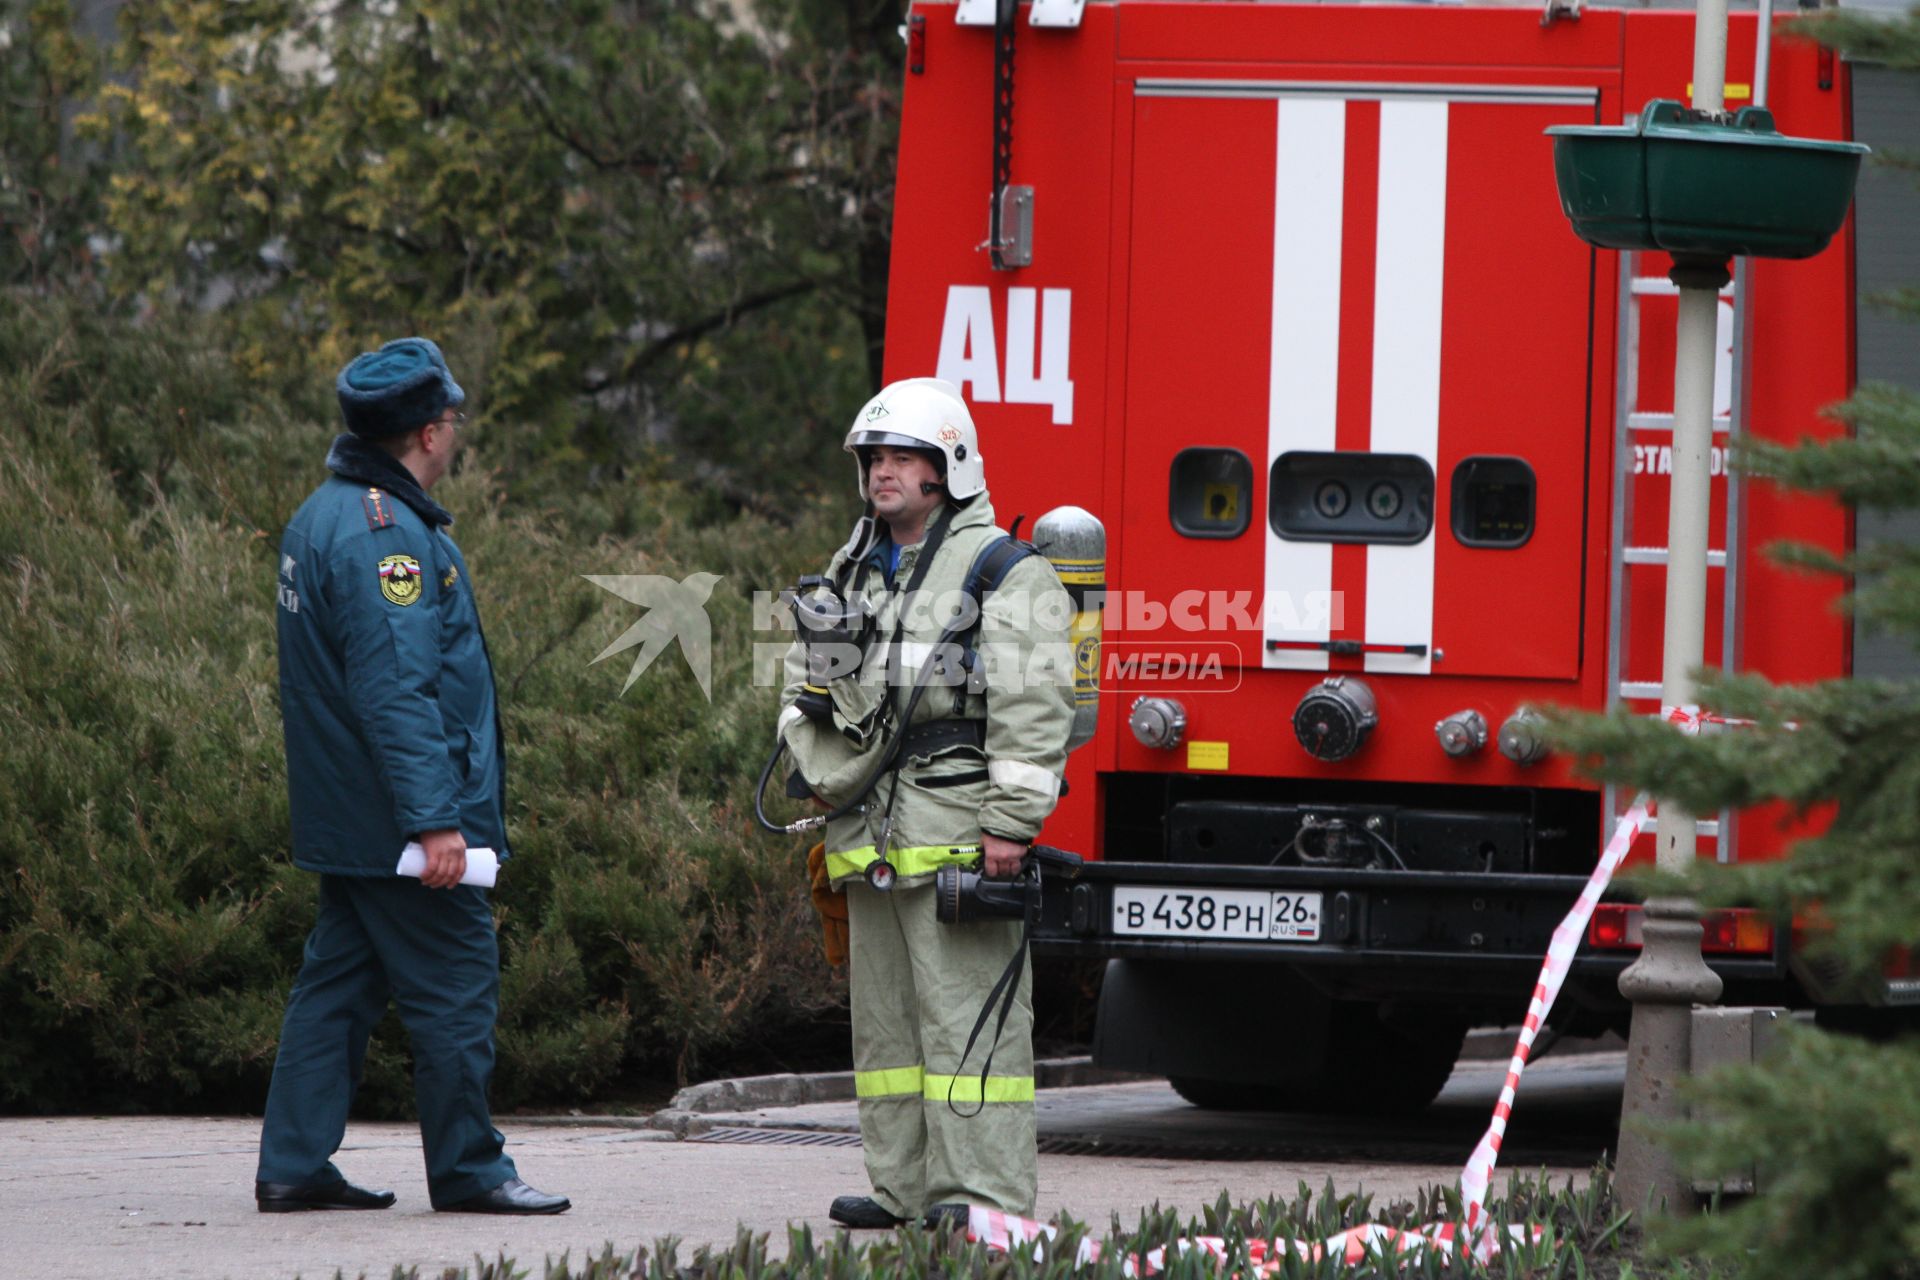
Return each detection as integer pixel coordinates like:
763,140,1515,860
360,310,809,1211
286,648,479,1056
1612,0,1732,1213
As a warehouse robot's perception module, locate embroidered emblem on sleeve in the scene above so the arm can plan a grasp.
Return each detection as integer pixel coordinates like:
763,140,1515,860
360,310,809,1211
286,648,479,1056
378,554,424,606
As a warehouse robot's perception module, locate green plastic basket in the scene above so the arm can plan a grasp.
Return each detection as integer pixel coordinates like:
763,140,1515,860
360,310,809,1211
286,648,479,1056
1548,99,1868,260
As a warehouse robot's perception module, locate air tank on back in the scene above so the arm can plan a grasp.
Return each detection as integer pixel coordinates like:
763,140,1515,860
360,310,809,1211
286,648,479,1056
1033,506,1105,753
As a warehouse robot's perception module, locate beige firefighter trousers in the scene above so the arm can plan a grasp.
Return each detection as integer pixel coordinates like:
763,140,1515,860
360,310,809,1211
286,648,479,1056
845,879,1036,1219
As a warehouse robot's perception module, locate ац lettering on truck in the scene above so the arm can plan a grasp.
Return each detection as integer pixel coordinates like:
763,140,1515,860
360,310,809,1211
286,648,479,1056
880,0,1862,1112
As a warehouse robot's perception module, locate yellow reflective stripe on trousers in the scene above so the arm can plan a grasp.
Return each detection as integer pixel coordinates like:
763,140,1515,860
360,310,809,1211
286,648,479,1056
824,844,982,882
855,1065,925,1099
923,1073,1036,1104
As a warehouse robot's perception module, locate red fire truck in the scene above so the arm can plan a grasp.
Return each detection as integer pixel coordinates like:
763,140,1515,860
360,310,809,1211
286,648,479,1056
879,0,1892,1112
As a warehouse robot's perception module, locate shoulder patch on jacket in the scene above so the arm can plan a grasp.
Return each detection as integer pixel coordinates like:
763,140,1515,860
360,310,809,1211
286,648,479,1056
377,553,424,606
362,487,397,531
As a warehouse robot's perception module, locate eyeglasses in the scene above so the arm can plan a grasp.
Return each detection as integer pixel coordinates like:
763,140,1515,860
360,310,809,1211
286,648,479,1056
438,410,468,430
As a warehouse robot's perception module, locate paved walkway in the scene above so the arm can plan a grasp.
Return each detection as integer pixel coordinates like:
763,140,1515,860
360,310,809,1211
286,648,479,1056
3,1114,1496,1280
1,1052,1619,1280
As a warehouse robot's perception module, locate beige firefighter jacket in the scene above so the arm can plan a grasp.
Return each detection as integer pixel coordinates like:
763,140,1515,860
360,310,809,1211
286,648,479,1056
778,493,1075,888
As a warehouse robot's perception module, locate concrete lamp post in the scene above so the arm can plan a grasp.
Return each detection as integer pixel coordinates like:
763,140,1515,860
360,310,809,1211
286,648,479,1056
1546,0,1867,1215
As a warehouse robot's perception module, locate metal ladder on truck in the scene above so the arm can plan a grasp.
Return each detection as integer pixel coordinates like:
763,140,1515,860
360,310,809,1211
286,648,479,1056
1602,252,1753,863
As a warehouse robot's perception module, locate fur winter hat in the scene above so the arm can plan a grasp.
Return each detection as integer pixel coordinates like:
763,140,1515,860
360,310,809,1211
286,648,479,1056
336,338,466,439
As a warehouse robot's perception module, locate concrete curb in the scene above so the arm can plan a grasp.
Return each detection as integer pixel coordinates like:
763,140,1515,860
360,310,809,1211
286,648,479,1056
518,1057,1151,1137
519,1034,1623,1135
1459,1028,1625,1061
669,1068,857,1114
662,1056,1149,1116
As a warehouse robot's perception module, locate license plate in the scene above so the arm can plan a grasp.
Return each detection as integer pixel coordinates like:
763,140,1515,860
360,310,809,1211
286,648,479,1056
1110,887,1323,942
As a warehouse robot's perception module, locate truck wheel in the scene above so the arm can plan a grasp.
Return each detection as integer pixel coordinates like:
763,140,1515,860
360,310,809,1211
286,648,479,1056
1310,1005,1468,1115
1165,1006,1466,1116
1165,1075,1278,1111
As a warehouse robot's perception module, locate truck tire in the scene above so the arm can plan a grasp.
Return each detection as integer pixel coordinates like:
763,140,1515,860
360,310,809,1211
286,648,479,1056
1312,1004,1468,1115
1167,1005,1467,1116
1165,1075,1276,1111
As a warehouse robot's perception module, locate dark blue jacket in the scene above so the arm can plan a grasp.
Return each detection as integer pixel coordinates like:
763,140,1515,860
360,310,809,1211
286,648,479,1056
275,435,507,876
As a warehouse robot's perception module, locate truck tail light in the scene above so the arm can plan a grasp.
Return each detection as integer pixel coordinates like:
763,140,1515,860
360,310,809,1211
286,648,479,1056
1701,911,1775,955
1588,904,1642,949
1587,905,1773,955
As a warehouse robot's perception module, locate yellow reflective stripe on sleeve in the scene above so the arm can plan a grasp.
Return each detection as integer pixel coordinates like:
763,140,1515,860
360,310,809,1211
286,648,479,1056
824,844,983,882
854,1065,925,1099
923,1073,1036,1104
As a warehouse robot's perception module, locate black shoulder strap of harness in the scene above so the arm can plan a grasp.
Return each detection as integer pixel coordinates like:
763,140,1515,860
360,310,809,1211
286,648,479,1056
958,534,1038,635
868,506,957,744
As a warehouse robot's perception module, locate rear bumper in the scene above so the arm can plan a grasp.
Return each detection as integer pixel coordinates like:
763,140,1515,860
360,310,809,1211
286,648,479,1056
1030,860,1790,1007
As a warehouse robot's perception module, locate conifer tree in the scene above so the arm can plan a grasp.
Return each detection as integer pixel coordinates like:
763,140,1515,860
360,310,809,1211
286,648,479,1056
1553,10,1920,1277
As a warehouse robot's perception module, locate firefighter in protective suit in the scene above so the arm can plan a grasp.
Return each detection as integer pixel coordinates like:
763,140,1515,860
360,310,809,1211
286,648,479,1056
779,379,1074,1230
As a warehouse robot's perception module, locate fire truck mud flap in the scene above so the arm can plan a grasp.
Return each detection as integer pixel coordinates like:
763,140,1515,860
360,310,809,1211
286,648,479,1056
1091,958,1468,1114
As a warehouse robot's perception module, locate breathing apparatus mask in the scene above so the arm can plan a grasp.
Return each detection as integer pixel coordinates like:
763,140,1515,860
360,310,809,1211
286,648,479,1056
785,573,876,724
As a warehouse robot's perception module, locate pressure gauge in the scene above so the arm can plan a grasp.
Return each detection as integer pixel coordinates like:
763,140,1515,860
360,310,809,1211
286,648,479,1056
1293,677,1378,762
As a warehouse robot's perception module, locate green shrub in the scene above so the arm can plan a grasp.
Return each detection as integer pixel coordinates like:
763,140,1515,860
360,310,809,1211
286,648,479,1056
0,297,848,1115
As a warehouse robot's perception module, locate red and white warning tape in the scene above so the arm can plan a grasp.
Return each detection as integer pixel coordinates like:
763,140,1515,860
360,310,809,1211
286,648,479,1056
1456,792,1649,1258
965,1205,1539,1274
1661,703,1798,735
963,794,1655,1269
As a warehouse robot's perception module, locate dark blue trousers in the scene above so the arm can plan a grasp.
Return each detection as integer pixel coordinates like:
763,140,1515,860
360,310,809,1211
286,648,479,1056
256,875,516,1207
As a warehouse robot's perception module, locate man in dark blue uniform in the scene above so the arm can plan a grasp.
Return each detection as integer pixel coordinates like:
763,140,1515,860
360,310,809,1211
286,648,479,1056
256,337,568,1215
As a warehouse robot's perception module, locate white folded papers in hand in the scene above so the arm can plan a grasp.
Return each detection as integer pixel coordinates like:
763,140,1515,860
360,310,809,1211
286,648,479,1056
396,843,499,888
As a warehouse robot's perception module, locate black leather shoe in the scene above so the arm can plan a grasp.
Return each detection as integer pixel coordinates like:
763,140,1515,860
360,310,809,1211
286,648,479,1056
438,1177,570,1215
255,1179,396,1213
923,1202,972,1232
829,1195,906,1229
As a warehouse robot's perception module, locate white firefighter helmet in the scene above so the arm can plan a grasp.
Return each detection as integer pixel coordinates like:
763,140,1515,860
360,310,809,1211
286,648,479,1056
843,378,986,501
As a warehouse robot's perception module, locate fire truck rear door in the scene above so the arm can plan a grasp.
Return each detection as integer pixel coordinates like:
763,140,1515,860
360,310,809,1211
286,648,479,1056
1121,83,1599,681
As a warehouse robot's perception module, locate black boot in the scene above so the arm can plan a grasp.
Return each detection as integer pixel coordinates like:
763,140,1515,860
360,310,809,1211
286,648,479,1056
923,1202,972,1232
829,1195,906,1229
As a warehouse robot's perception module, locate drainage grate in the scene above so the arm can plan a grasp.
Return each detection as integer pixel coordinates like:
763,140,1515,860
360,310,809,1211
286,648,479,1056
691,1126,864,1148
